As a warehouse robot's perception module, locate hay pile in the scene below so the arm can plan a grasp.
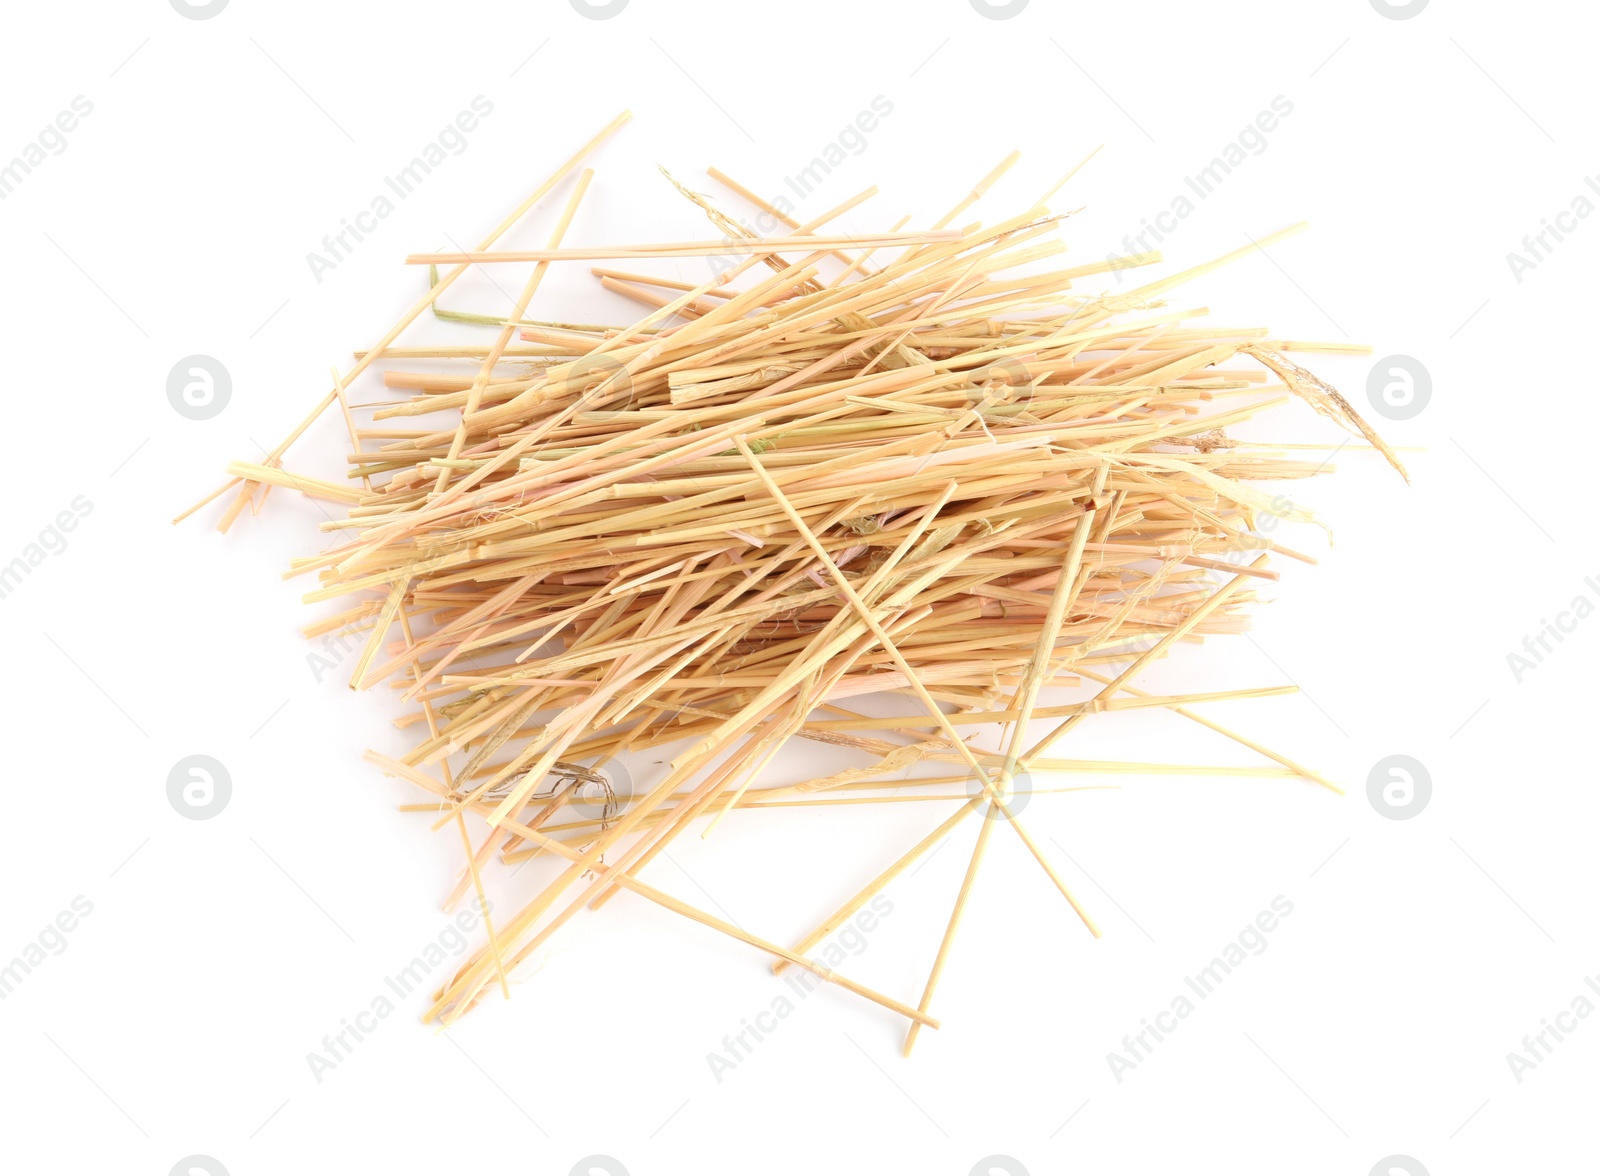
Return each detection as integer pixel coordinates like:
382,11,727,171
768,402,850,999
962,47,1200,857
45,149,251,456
187,112,1396,1045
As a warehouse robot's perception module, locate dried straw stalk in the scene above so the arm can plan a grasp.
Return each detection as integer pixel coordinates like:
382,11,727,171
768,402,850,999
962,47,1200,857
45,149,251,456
183,111,1398,1046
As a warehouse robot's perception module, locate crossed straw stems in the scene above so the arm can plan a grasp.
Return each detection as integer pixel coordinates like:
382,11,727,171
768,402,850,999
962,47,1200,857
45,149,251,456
186,110,1360,1047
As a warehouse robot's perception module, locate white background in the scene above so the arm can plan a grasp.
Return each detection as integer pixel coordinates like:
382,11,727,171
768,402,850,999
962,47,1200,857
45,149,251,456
1,1,1595,1174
